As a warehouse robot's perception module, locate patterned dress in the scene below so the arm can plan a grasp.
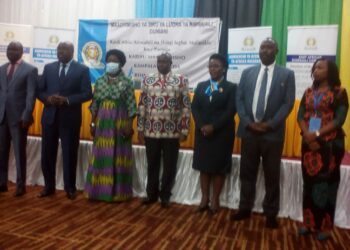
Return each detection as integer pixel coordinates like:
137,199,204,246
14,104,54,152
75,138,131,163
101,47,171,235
297,86,349,231
84,72,136,202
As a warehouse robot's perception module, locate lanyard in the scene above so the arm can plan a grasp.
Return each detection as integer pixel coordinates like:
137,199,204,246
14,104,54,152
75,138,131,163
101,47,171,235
313,91,324,114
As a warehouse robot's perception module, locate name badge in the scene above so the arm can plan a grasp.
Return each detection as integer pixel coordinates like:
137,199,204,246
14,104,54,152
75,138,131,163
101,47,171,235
309,117,321,132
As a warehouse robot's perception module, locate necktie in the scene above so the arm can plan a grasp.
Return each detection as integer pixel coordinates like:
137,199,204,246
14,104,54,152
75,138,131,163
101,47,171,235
256,67,268,121
7,64,15,82
59,64,66,83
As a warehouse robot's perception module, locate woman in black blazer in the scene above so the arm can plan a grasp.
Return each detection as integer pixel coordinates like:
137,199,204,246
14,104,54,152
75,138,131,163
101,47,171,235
191,54,237,214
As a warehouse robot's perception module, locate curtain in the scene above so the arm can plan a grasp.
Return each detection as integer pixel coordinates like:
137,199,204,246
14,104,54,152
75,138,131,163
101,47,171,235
194,0,261,55
0,0,135,29
135,0,195,18
340,0,350,151
261,0,343,66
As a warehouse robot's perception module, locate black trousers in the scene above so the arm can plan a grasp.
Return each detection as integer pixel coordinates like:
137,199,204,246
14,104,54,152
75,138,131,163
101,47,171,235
41,113,80,193
144,137,180,201
0,113,28,189
239,137,284,217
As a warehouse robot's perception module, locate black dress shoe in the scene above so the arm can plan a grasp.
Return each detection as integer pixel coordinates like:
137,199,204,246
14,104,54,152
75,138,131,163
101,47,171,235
13,188,26,197
208,207,219,215
66,191,77,200
161,199,170,208
141,197,157,205
231,210,251,221
265,216,278,229
196,204,209,213
0,185,8,192
37,189,55,198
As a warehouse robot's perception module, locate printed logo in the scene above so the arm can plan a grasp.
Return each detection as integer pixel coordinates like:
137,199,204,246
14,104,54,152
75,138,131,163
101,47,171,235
164,121,175,132
144,120,151,130
243,36,254,46
4,31,15,41
47,35,60,47
145,76,157,85
242,36,255,51
82,41,105,68
305,37,317,50
152,121,162,132
154,96,165,109
167,97,178,108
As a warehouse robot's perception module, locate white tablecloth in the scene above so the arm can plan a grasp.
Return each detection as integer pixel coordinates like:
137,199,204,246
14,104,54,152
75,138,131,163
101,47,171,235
7,136,350,229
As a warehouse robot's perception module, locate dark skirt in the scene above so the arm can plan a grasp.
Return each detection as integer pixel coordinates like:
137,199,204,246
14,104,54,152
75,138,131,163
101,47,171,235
192,127,235,174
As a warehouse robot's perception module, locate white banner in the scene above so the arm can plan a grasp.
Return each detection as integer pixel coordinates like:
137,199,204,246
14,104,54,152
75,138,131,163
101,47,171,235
227,26,272,83
78,18,221,88
0,23,33,65
33,27,75,74
286,25,338,99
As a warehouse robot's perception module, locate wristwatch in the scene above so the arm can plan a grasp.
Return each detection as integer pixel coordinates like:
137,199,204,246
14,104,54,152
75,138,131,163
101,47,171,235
315,130,320,137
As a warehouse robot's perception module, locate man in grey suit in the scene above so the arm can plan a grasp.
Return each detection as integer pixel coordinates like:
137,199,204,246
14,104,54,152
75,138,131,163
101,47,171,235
0,41,38,196
232,38,295,228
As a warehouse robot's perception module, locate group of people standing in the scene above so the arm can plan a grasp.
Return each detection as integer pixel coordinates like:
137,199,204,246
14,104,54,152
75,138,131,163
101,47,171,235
0,38,348,241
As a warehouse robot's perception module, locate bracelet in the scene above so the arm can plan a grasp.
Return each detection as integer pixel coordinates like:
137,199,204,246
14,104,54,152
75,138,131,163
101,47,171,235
90,122,96,128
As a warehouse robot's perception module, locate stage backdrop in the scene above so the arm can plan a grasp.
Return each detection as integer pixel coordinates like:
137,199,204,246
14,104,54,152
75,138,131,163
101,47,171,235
227,26,272,84
33,27,75,74
77,18,221,88
0,23,32,64
286,25,338,99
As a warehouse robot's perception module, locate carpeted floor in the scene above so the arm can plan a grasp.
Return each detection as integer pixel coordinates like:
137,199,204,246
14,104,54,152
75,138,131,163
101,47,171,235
0,183,349,250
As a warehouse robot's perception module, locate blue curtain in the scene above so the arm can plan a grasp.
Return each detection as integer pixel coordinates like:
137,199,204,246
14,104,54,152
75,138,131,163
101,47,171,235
136,0,195,18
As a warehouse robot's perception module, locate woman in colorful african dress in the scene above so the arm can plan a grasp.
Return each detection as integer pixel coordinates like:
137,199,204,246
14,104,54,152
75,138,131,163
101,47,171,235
297,58,348,240
84,49,137,202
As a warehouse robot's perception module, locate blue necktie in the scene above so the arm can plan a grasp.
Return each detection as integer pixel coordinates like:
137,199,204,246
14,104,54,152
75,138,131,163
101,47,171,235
256,67,268,121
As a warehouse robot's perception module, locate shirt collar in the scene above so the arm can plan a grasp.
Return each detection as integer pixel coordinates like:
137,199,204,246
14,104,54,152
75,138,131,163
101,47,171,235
260,61,276,71
158,71,172,80
60,59,73,67
10,59,22,65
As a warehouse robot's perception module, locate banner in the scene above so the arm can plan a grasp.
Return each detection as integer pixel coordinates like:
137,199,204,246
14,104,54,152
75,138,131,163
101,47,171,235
286,25,338,99
0,23,33,65
33,27,75,74
78,18,221,88
227,26,272,84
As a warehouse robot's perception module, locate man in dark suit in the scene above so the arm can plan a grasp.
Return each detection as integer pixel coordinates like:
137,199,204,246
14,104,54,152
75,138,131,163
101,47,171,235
37,41,92,200
232,38,295,228
0,41,38,196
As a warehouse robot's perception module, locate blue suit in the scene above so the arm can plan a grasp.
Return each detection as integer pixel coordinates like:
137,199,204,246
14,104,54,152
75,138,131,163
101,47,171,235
236,64,295,216
0,61,37,190
38,60,92,193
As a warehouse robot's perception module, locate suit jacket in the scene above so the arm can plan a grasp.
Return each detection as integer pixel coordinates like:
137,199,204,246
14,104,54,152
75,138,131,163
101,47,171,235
38,60,92,127
236,64,295,141
192,79,236,131
0,61,38,126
